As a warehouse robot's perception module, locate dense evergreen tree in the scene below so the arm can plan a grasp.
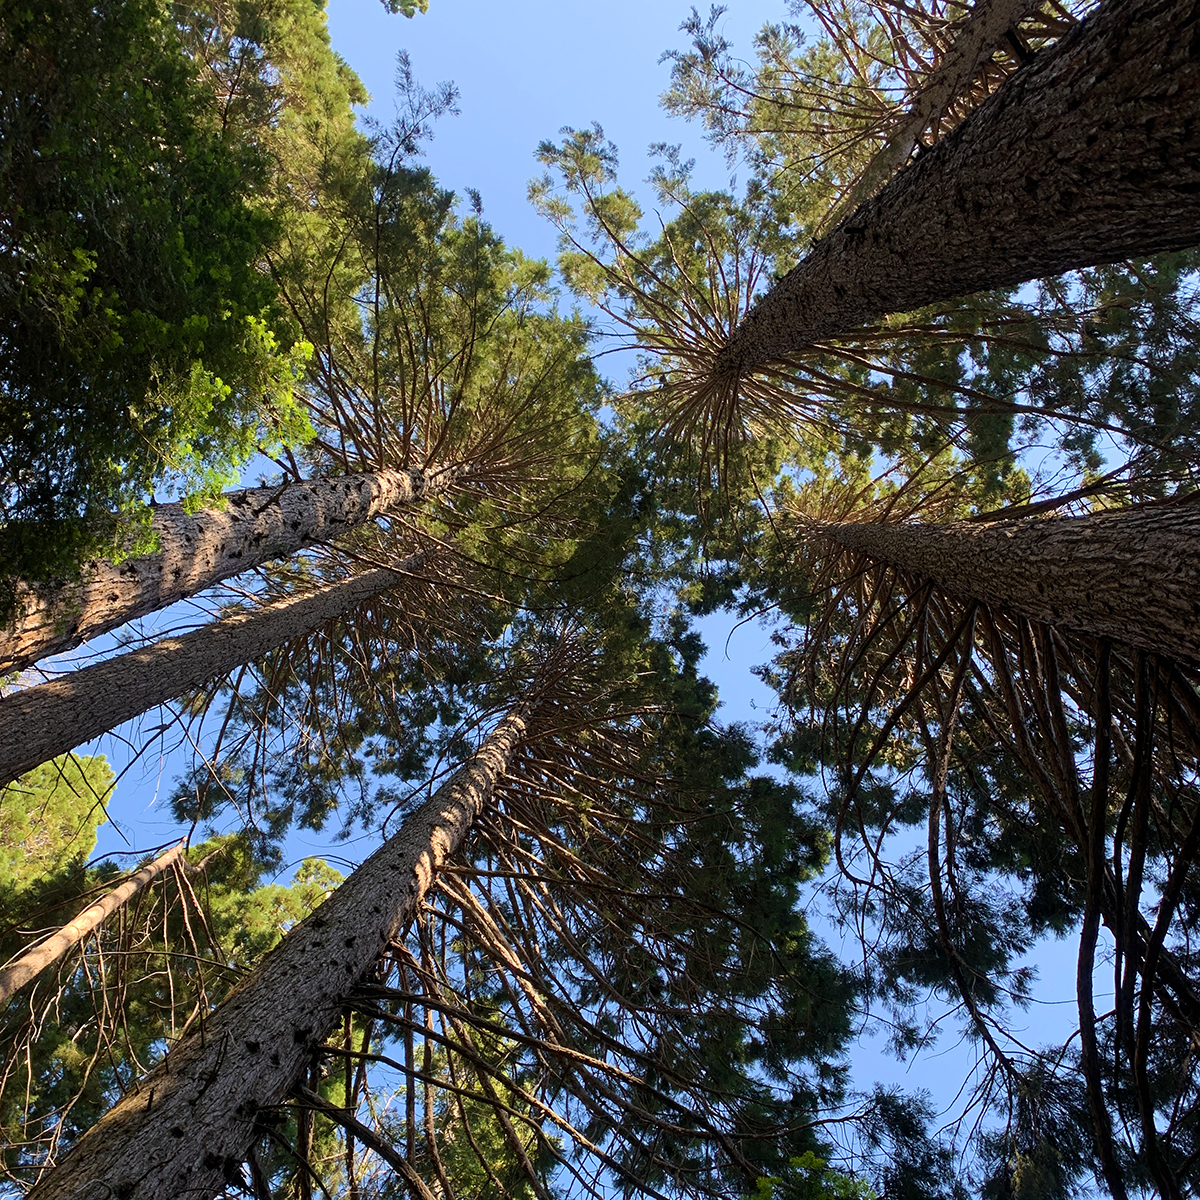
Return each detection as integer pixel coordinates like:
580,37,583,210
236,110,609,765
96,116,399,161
26,609,864,1200
751,491,1200,1195
532,125,1200,504
0,0,322,593
0,0,433,604
0,112,604,781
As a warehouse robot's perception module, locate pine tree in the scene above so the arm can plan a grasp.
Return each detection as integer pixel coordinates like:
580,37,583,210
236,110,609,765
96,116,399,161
28,607,862,1200
13,2,1200,1196
713,0,1200,377
533,123,1200,503
0,757,344,1186
0,114,605,783
753,479,1200,1195
26,700,532,1200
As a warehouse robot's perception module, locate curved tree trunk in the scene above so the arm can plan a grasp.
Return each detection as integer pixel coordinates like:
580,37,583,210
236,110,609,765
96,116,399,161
717,0,1200,376
808,500,1200,663
0,841,187,1005
826,0,1044,227
28,706,529,1200
0,465,457,676
0,553,427,789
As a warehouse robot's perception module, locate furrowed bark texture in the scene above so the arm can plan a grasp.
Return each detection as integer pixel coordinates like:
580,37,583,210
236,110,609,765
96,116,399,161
814,502,1200,663
830,0,1043,223
0,555,424,789
28,709,528,1200
0,465,456,675
718,0,1200,374
0,842,187,1005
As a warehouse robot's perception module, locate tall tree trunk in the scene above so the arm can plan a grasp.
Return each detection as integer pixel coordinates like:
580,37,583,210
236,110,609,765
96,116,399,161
826,0,1044,227
28,707,529,1200
806,500,1200,663
716,0,1200,377
0,841,187,1004
0,465,457,675
0,554,426,789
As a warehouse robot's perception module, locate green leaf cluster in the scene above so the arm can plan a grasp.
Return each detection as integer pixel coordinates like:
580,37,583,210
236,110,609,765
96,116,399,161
0,0,381,597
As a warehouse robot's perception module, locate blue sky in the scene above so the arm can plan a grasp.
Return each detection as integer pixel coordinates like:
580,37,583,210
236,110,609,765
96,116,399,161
324,0,778,264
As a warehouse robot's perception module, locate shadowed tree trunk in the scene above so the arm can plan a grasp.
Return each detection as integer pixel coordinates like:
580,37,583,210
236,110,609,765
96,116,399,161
0,465,457,675
805,500,1200,663
716,0,1200,377
27,705,530,1200
826,0,1045,226
0,553,428,789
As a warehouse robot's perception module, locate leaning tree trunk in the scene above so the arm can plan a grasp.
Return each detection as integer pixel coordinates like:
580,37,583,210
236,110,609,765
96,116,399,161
28,706,530,1200
0,841,188,1005
826,0,1045,226
0,553,427,789
0,464,457,675
806,500,1200,664
716,0,1200,377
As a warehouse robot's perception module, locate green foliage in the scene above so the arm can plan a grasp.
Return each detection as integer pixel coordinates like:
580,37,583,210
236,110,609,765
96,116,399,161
661,6,888,244
752,1151,875,1200
162,112,620,845
11,6,1200,1197
315,601,861,1200
0,755,113,894
535,14,1200,1195
290,98,602,486
0,0,385,597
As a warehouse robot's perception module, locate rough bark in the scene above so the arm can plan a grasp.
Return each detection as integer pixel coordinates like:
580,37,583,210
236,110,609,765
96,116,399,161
717,0,1200,375
828,0,1044,225
0,465,456,676
0,555,425,789
810,500,1200,663
0,842,187,1005
28,708,529,1200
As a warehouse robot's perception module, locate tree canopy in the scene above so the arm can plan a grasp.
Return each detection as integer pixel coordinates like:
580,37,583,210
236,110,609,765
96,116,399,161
0,0,370,598
3,0,1200,1198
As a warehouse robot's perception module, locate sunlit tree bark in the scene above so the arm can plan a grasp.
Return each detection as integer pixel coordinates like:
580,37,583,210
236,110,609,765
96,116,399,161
1,465,456,675
827,0,1046,224
0,841,187,1004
